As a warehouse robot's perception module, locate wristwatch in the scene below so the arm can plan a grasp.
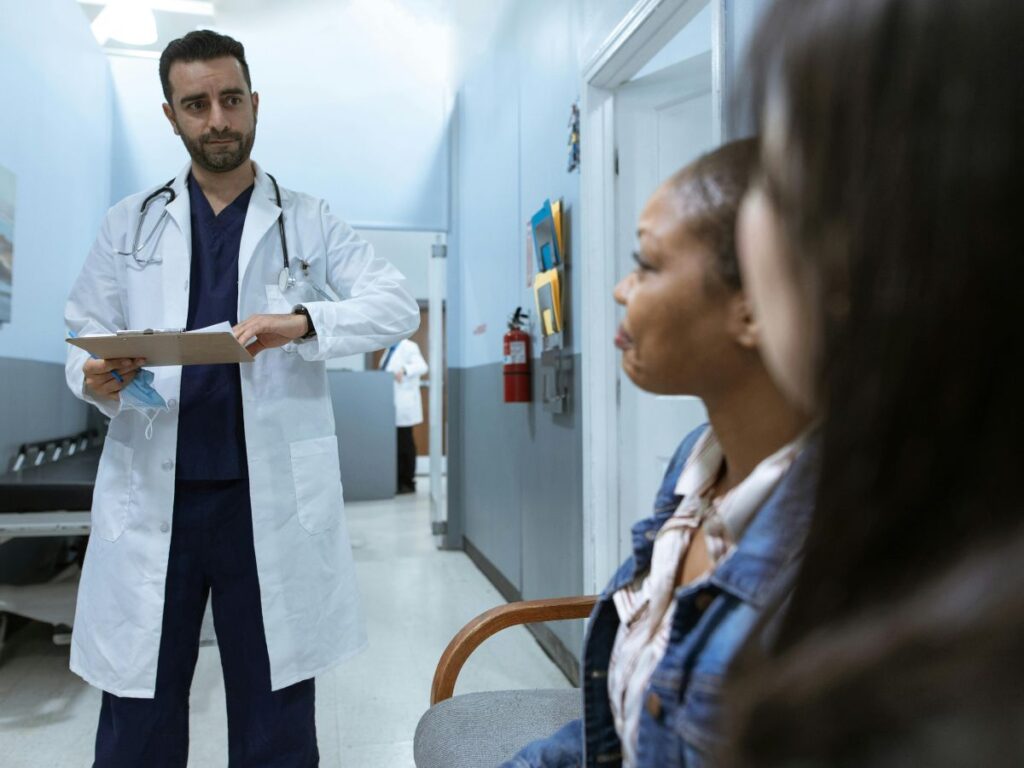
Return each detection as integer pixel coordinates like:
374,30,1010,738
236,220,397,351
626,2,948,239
292,305,317,340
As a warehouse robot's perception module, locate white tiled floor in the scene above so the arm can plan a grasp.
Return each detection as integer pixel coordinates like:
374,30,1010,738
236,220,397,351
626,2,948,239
0,482,573,767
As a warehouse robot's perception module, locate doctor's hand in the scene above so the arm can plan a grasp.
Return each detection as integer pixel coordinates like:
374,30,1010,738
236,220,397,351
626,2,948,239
233,313,309,356
83,357,145,401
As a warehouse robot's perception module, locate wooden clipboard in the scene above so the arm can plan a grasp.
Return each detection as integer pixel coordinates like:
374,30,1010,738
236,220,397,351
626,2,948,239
67,330,254,366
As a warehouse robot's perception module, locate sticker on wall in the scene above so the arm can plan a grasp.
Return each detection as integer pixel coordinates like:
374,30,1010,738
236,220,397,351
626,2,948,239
567,102,580,173
0,164,15,326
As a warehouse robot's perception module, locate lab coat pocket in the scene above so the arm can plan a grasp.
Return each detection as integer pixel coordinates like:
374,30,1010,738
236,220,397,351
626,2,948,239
91,438,134,542
289,435,343,534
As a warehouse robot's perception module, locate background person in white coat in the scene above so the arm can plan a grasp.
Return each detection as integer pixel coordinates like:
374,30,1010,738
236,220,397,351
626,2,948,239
380,338,428,493
64,31,419,766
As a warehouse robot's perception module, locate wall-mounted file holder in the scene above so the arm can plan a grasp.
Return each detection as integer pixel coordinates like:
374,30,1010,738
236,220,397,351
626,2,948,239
542,329,564,353
540,346,572,413
531,197,570,409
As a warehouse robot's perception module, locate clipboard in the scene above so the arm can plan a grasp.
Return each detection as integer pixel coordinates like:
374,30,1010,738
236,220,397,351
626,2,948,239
67,329,254,366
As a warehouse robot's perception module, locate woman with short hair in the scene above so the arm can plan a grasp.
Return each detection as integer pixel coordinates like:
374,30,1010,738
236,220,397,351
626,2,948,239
504,139,812,768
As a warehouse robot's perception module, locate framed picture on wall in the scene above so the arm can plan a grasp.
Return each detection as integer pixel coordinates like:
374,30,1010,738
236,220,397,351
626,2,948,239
0,164,14,326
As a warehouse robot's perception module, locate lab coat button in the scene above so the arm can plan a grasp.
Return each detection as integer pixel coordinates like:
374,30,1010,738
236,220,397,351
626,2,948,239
167,399,178,409
160,522,170,533
162,459,175,471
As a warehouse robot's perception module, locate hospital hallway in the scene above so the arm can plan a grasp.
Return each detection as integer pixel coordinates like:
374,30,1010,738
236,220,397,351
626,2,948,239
0,481,571,767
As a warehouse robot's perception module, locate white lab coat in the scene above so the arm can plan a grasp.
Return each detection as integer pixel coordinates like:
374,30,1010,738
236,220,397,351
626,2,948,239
381,338,428,427
64,162,420,697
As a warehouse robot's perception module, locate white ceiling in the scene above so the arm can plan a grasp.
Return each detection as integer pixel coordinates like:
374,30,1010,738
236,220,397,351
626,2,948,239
77,1,219,58
78,0,457,59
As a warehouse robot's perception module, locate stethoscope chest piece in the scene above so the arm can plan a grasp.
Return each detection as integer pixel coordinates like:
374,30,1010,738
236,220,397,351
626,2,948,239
278,266,293,293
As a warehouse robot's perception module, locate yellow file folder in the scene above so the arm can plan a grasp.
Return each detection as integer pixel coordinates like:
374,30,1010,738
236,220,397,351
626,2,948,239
534,269,562,336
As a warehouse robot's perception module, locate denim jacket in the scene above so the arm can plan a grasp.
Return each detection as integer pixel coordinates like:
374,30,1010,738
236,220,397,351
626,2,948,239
502,425,817,768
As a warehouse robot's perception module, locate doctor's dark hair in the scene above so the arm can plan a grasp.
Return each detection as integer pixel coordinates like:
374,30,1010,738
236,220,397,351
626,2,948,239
159,30,252,104
666,138,758,293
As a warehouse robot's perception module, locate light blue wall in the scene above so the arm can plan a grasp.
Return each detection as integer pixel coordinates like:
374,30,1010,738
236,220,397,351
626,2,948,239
109,56,183,203
728,0,773,137
731,0,772,69
0,0,112,363
633,3,712,80
110,1,453,232
448,0,730,369
446,0,774,666
446,0,654,666
575,0,653,64
217,1,451,231
449,0,593,369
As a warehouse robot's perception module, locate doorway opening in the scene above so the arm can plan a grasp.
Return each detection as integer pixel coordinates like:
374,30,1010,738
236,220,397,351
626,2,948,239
330,228,448,533
580,0,733,592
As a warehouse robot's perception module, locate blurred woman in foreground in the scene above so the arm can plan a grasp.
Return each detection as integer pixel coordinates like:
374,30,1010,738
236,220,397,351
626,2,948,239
725,0,1024,764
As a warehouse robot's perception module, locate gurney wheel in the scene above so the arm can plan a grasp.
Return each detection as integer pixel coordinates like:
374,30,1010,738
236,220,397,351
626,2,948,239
52,623,72,647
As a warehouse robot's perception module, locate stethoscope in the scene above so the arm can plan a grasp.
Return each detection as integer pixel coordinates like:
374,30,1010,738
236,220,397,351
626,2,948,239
116,173,331,299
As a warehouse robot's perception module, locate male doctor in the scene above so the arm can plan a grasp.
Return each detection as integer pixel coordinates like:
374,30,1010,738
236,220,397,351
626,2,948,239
64,31,419,766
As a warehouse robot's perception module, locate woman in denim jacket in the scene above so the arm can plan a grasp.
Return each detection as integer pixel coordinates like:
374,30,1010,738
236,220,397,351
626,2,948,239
503,141,815,768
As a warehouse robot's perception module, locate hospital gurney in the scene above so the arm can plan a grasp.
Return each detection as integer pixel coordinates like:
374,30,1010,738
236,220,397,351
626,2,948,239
0,432,217,661
0,433,97,659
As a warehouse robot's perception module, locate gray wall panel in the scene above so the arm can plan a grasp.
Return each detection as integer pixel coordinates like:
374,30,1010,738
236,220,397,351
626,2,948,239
446,369,466,547
0,358,90,468
454,363,524,592
329,370,396,501
520,356,584,659
448,356,584,666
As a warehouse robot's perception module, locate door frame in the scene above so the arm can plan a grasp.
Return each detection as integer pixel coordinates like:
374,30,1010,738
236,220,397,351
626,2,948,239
579,0,731,593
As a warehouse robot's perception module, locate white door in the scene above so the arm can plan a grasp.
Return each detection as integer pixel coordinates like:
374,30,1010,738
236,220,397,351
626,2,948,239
613,51,716,564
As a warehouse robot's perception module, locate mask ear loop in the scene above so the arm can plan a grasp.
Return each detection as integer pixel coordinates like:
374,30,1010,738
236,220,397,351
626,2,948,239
142,411,156,441
121,400,159,440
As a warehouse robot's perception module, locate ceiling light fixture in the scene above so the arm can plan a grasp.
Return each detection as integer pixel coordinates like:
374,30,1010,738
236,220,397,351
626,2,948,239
91,0,159,46
79,1,215,16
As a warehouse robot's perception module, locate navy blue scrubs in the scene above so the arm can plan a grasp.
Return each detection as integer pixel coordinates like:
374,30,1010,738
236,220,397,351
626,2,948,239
176,173,251,480
95,176,318,767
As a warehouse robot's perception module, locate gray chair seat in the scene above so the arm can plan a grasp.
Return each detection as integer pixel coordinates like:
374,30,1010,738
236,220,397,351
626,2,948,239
414,689,581,768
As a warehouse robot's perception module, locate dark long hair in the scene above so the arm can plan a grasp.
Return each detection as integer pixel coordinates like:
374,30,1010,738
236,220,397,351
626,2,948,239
727,531,1024,766
741,0,1024,651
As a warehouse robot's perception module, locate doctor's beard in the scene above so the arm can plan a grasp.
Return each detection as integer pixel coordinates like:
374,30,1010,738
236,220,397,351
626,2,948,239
180,124,256,174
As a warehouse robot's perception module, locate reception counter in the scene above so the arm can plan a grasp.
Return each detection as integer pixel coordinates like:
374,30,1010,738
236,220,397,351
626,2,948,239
328,369,396,501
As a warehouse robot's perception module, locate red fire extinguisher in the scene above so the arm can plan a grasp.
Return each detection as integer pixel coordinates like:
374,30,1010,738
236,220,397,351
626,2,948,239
503,307,531,403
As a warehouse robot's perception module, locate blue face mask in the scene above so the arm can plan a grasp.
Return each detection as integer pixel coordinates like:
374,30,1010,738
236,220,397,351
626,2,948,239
120,368,169,440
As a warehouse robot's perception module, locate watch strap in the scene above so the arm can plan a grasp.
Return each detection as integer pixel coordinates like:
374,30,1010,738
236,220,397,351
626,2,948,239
292,305,316,340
